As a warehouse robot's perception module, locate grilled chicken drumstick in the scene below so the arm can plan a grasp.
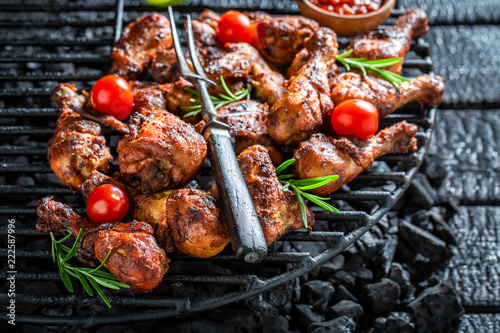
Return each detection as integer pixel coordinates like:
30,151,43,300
246,11,319,66
117,96,207,193
294,122,419,194
331,73,445,118
347,8,429,74
110,13,173,80
48,86,113,191
80,171,230,258
267,27,338,146
36,197,169,293
237,145,315,244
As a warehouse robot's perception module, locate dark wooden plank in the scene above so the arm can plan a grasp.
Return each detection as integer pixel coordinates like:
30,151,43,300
426,109,500,202
457,314,500,333
443,206,500,310
425,26,500,108
401,0,500,25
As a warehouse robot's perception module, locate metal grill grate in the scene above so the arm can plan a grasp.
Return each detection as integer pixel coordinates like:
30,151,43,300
0,0,436,326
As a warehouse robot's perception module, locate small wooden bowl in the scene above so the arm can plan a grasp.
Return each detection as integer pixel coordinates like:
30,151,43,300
297,0,396,37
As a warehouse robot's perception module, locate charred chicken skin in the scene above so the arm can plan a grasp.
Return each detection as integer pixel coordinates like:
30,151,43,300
330,72,445,118
80,171,229,258
294,121,419,194
110,13,173,80
48,86,113,191
237,145,314,245
347,9,429,74
246,11,319,66
217,100,288,165
36,197,169,293
117,106,207,194
267,27,338,146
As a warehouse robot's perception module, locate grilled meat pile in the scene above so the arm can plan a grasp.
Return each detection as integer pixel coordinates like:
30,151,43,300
38,8,444,293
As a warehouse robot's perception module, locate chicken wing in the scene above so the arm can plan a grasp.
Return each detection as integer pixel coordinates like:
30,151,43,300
237,145,314,245
330,72,445,118
80,171,229,258
36,197,169,293
267,27,338,146
48,88,113,191
110,13,173,80
117,95,207,193
217,100,288,165
246,11,319,66
347,8,429,74
294,122,418,194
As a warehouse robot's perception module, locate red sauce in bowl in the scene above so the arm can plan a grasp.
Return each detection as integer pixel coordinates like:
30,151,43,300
309,0,385,15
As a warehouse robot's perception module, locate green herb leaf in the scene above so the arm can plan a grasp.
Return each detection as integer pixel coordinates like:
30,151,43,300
50,229,129,308
337,50,409,88
276,160,340,228
87,276,112,308
275,159,296,175
75,269,94,297
182,76,250,118
59,264,74,292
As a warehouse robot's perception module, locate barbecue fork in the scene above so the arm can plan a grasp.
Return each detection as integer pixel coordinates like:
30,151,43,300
168,7,267,263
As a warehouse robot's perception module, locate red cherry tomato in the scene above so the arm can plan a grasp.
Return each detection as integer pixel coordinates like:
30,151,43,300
91,75,134,121
217,11,254,45
330,99,379,140
86,184,129,224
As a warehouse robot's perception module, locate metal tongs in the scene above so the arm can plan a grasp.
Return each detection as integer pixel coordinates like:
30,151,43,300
168,7,267,263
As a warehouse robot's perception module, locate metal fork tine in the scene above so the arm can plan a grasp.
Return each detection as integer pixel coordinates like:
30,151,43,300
167,7,199,80
186,15,213,84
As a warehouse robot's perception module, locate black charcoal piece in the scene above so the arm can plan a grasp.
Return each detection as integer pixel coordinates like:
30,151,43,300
399,220,447,262
428,210,458,245
332,270,356,288
192,319,225,333
320,254,345,276
408,173,437,208
356,267,374,288
301,280,335,312
358,232,384,262
292,304,323,327
344,255,364,272
410,210,434,233
246,279,296,315
307,316,356,333
388,263,412,295
373,316,387,331
373,236,398,279
363,278,401,314
385,312,414,333
325,300,363,319
407,281,464,333
416,275,440,295
332,285,359,304
262,315,290,333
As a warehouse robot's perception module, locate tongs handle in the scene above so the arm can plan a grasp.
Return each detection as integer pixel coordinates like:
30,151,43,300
205,125,268,263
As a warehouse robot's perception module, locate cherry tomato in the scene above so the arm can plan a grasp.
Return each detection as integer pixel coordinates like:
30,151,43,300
217,11,254,45
330,99,379,140
91,75,134,121
86,184,129,224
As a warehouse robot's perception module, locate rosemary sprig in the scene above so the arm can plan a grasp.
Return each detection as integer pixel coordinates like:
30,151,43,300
182,75,251,118
337,49,410,90
276,159,340,228
50,228,130,308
